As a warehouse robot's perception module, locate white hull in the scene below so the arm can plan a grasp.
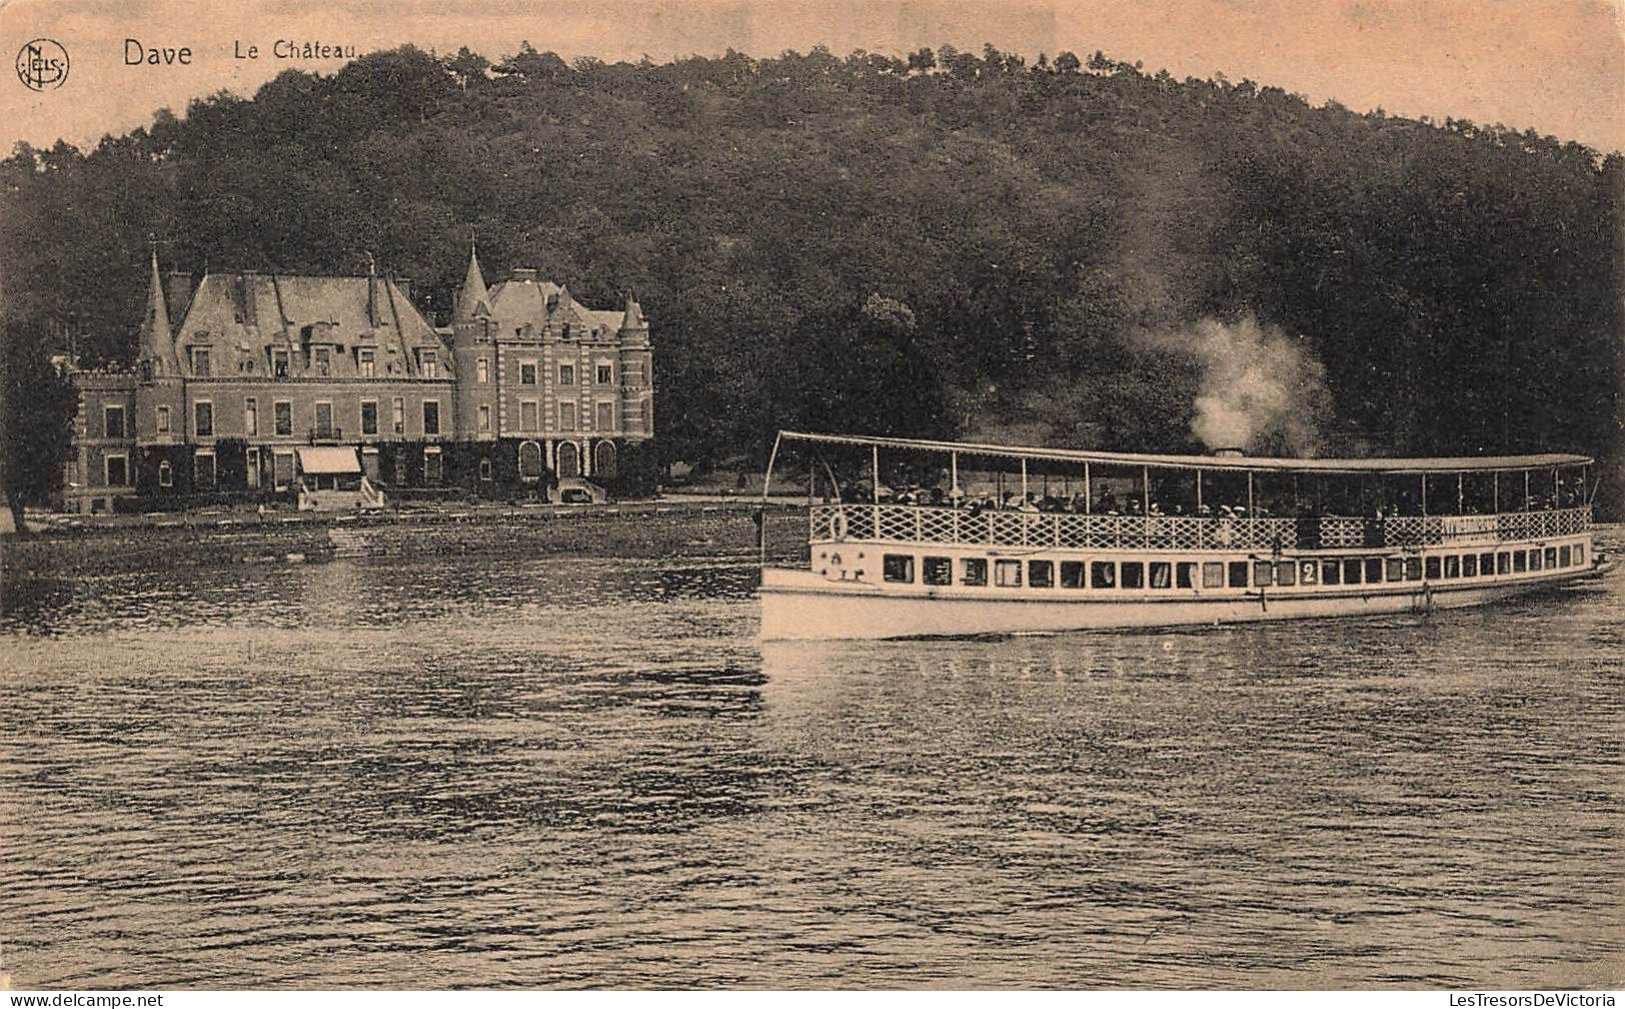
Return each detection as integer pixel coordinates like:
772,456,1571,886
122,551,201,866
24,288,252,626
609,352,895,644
759,565,1599,640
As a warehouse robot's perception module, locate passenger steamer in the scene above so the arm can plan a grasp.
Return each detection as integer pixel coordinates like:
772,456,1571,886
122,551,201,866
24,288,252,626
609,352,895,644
758,432,1609,641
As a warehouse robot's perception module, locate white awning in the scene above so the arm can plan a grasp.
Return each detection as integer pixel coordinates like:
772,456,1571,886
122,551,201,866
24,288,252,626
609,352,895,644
297,447,360,475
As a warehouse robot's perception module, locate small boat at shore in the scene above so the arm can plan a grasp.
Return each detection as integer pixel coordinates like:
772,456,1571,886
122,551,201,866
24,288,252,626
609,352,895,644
758,431,1610,641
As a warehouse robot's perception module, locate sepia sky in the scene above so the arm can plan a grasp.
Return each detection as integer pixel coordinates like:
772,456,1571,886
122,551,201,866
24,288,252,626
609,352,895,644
1,0,1622,154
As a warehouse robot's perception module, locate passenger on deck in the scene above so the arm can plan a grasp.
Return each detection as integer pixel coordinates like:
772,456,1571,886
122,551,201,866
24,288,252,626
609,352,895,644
1096,488,1118,514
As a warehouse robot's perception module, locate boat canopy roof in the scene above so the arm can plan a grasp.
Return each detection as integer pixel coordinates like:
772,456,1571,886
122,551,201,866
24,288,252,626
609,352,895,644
776,431,1592,475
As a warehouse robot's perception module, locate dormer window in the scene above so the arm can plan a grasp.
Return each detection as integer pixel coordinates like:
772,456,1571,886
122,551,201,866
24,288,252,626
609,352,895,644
562,323,573,341
358,348,375,378
272,348,289,378
314,346,331,376
191,347,211,377
418,349,438,378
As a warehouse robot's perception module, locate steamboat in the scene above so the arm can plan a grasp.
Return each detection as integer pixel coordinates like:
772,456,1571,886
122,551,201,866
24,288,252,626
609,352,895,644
758,431,1610,641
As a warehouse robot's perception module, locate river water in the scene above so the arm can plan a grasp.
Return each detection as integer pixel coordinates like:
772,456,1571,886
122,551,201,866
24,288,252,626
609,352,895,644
2,540,1622,989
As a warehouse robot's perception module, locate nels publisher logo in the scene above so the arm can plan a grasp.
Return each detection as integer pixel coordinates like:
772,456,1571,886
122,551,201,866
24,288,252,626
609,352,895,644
16,37,69,91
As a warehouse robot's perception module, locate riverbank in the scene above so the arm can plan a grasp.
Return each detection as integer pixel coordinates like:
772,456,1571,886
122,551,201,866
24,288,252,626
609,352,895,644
2,498,812,579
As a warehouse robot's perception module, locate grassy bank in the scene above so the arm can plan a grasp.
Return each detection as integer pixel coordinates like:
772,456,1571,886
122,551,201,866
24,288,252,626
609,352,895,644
2,500,812,579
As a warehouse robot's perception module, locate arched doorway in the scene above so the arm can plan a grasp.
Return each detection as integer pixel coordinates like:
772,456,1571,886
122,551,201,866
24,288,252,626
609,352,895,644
518,440,543,481
557,441,580,479
594,441,617,479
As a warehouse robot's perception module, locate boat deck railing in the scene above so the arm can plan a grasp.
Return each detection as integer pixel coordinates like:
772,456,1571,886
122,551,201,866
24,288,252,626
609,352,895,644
810,503,1591,553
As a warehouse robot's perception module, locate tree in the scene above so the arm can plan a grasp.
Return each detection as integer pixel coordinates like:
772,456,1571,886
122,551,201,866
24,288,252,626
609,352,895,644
0,318,76,534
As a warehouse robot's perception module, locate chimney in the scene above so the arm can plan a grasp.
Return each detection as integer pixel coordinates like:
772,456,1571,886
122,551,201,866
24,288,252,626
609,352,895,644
395,277,412,303
165,271,195,324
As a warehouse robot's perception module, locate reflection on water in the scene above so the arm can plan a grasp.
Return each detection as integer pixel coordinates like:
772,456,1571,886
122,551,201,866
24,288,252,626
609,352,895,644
1,550,1621,988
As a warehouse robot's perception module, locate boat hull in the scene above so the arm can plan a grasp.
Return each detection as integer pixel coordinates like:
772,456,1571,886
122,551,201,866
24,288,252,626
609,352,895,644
759,565,1601,640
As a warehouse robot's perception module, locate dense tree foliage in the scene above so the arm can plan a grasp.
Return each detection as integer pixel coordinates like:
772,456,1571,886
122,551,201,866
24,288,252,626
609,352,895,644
2,43,1619,508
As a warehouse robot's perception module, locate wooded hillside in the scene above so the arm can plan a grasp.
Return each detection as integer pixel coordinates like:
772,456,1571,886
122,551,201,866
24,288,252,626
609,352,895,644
3,44,1619,506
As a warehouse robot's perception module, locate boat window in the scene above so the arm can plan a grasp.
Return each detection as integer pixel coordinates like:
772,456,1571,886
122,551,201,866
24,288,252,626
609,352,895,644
1541,548,1555,571
1574,544,1584,566
1251,562,1273,587
1176,562,1197,589
1151,562,1172,589
1299,560,1317,586
1365,558,1384,583
1275,561,1296,586
1478,552,1495,576
962,558,988,586
1513,551,1527,573
1321,560,1341,586
1029,560,1054,588
1501,552,1514,575
1444,555,1461,578
1529,548,1543,572
1060,561,1086,589
1228,562,1248,588
1092,561,1117,589
1560,545,1571,568
1424,557,1441,580
1405,558,1422,581
923,556,953,586
1463,554,1478,577
1203,562,1225,589
1121,562,1145,589
1385,558,1404,581
1343,558,1363,585
995,559,1023,587
884,554,915,584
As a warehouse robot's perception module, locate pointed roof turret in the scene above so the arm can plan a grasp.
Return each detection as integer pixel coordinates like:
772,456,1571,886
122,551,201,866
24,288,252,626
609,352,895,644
619,291,645,330
454,240,491,322
138,239,178,373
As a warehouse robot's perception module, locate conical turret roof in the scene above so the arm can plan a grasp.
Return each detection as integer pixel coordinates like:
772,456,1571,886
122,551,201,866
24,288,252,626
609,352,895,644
138,245,178,373
454,242,491,322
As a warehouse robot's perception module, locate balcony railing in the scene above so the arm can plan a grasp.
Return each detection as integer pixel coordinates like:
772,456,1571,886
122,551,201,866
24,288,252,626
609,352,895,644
307,426,343,444
809,504,1592,553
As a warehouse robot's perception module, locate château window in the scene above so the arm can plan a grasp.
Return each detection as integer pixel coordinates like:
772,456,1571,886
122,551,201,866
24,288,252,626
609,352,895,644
361,400,378,437
423,447,443,484
314,347,331,376
520,362,537,385
358,348,375,378
476,357,490,383
479,458,493,482
559,364,575,386
244,398,257,436
314,402,333,439
392,397,404,434
104,405,126,439
418,350,438,378
478,405,492,432
194,401,213,437
597,364,613,385
560,402,576,432
272,349,289,378
194,450,216,490
158,460,173,488
155,405,170,433
596,401,615,431
192,347,211,377
274,400,293,436
520,401,538,431
105,455,128,487
423,400,440,436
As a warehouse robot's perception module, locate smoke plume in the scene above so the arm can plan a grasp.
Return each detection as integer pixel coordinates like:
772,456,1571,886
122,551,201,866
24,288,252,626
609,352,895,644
1160,316,1331,457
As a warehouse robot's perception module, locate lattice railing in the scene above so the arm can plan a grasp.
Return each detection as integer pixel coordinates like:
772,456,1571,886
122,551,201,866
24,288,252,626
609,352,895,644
808,504,1590,551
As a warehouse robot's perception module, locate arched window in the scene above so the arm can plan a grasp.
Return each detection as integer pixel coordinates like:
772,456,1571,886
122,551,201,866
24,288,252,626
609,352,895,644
518,441,543,480
594,441,617,479
557,442,580,479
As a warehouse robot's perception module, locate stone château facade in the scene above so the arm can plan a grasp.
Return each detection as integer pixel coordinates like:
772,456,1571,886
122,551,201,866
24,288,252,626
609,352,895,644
61,247,654,513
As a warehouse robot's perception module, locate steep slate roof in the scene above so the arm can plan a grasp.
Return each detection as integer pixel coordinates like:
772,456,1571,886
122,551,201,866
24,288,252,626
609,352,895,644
173,272,447,379
138,247,179,373
454,246,491,323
